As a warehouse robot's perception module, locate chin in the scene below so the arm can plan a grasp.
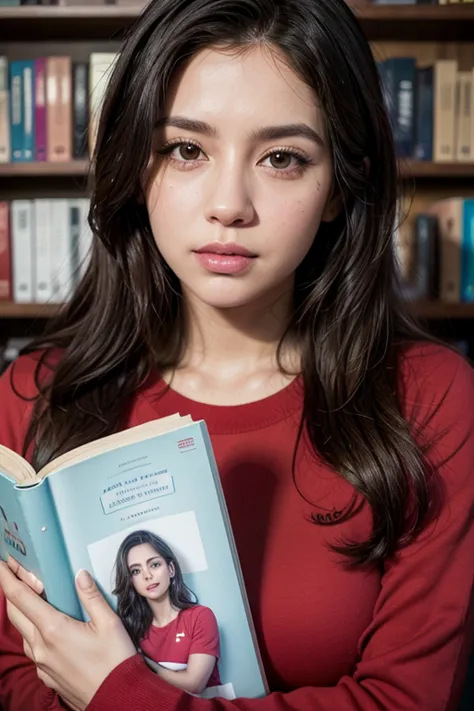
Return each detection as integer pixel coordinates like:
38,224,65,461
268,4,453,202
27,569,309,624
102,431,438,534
189,282,267,310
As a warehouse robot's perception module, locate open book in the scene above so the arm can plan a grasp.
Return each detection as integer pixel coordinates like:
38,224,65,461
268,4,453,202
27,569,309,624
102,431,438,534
0,415,267,699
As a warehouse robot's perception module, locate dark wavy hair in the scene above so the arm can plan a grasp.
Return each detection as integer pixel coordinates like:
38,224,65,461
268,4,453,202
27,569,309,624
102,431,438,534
112,530,197,648
15,0,445,564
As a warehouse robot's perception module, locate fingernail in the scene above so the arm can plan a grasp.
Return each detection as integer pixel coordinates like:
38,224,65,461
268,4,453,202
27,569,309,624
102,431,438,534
28,571,44,593
76,569,93,590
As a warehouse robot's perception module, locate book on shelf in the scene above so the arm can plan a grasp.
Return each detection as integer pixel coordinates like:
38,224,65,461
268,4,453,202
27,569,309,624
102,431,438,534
395,197,474,305
0,413,268,699
0,198,92,305
377,57,473,163
0,53,118,164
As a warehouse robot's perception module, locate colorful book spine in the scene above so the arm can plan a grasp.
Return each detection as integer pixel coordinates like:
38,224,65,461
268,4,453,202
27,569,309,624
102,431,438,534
461,200,474,303
34,58,47,162
22,60,35,162
0,57,10,163
72,62,89,159
46,56,72,162
0,202,11,301
9,61,24,162
414,66,433,161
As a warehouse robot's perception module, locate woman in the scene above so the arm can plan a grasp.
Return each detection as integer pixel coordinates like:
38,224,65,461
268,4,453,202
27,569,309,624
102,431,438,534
0,0,473,710
113,530,221,694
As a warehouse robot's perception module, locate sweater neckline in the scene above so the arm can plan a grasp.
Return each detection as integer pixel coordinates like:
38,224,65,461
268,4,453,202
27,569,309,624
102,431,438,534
141,371,303,435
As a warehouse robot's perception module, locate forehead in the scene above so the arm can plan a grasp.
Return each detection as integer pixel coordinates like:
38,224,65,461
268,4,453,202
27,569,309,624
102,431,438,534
164,45,323,132
127,542,159,562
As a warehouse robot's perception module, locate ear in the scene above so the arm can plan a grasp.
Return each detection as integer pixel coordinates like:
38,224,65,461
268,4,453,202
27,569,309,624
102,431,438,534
169,562,176,579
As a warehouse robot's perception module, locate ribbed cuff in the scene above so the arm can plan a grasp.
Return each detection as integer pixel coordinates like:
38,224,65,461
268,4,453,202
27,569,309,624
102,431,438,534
85,654,191,711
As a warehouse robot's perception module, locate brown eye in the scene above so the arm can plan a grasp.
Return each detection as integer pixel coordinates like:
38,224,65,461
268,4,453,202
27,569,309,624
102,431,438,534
269,151,292,169
179,144,201,160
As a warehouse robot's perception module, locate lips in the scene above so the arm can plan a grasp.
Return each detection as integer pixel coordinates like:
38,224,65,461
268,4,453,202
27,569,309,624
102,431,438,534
147,583,159,591
193,242,257,275
194,242,257,258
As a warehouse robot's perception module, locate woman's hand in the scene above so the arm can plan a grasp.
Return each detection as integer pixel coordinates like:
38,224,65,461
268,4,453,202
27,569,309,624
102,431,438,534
0,557,136,711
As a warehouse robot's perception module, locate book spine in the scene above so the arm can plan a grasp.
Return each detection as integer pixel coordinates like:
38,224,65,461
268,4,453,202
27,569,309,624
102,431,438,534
381,58,416,158
46,57,72,162
414,214,438,300
430,200,462,303
22,60,35,162
89,53,117,157
50,199,72,302
414,66,433,161
0,201,12,301
34,199,53,302
79,199,93,277
34,58,47,162
0,57,10,163
72,62,89,159
67,200,81,287
16,481,83,620
11,200,34,303
461,200,474,303
433,59,457,163
455,71,472,162
9,61,24,162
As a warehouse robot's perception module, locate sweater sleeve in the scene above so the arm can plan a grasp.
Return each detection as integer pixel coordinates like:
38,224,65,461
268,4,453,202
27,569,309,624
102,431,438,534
86,346,474,711
0,356,64,711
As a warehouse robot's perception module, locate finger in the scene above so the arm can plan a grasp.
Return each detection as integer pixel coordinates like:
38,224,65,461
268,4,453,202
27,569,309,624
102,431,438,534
0,562,54,628
7,556,44,595
75,569,118,629
6,600,36,647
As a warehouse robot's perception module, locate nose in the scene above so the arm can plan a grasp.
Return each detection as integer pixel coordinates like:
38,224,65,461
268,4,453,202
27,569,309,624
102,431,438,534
204,163,256,227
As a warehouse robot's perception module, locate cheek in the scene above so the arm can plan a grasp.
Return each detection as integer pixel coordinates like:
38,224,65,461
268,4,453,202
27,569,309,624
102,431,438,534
269,196,326,260
146,174,201,236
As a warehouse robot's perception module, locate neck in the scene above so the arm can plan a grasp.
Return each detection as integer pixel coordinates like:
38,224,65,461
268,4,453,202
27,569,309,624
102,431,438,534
179,280,299,378
147,596,179,627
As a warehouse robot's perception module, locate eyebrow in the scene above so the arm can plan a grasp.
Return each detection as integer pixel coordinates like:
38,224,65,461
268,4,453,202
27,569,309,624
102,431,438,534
129,556,161,569
155,116,325,148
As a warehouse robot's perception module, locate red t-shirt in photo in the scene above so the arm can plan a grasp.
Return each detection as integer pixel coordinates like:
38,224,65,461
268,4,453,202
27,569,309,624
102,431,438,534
140,605,221,687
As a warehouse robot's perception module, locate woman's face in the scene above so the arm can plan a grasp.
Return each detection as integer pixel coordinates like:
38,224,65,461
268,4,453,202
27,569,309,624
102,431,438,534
145,44,336,311
127,542,174,601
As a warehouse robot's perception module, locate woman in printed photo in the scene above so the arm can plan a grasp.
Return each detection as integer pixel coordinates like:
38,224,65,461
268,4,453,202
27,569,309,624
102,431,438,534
113,530,221,694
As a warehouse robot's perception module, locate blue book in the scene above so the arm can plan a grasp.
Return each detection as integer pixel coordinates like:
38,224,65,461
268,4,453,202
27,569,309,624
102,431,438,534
461,199,474,303
414,66,433,161
380,57,417,159
8,60,34,162
0,415,268,699
9,60,24,162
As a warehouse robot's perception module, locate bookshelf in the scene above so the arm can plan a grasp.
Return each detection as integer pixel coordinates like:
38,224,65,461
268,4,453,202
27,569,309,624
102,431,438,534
1,3,474,41
0,2,474,356
1,159,474,180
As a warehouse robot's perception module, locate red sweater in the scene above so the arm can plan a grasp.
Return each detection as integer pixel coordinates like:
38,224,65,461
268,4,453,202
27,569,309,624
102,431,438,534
0,343,473,711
